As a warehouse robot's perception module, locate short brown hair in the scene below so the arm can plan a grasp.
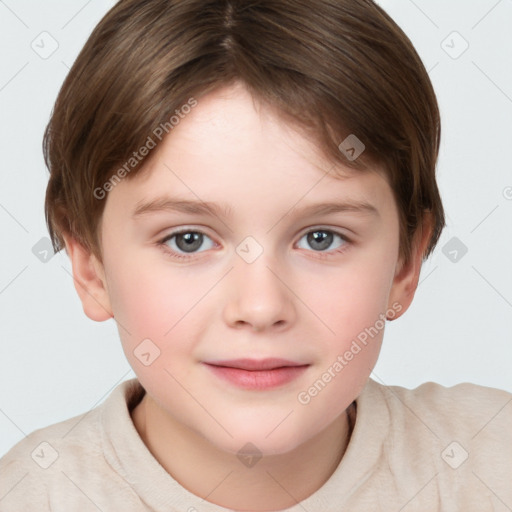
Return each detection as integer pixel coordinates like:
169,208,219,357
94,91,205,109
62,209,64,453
44,0,444,266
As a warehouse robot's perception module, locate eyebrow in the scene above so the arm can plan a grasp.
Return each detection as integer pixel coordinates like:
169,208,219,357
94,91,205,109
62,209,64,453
132,197,379,219
133,198,234,219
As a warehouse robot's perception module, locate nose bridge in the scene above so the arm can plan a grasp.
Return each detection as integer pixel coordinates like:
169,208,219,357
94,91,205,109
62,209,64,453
223,245,295,330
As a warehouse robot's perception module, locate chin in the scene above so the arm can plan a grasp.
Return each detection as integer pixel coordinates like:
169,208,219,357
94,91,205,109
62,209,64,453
209,422,313,459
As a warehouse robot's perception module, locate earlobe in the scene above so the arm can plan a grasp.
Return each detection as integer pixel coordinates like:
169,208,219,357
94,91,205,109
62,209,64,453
387,212,433,320
63,234,113,322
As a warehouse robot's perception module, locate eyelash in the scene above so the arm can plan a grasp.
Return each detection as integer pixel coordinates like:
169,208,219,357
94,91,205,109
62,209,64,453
157,227,352,261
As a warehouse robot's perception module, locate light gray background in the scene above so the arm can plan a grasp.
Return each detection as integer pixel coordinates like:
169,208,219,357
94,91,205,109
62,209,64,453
0,0,511,458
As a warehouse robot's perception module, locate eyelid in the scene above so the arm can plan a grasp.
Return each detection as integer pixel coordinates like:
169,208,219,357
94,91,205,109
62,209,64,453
159,225,216,242
296,225,352,241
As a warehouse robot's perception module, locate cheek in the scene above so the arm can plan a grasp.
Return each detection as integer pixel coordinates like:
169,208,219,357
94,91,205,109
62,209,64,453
294,261,392,419
104,255,208,356
306,255,394,346
108,269,170,335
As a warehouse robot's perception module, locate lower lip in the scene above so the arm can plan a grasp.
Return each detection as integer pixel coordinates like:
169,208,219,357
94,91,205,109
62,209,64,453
204,364,309,390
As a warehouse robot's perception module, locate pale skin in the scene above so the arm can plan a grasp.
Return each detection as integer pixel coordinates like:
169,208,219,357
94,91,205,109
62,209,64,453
64,81,432,511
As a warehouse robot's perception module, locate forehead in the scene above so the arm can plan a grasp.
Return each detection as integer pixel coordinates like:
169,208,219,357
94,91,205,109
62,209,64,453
107,82,395,221
169,82,332,172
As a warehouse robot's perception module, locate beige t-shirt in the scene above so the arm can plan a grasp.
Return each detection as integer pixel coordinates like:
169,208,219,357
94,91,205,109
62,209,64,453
1,377,510,511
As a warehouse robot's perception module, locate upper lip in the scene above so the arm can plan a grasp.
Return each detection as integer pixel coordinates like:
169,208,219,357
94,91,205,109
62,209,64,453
204,358,308,371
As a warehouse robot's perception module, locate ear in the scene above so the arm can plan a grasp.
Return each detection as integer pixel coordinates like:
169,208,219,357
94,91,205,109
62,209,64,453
387,212,433,320
63,234,113,322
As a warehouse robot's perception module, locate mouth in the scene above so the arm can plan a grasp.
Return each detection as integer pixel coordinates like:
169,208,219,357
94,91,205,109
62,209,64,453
203,358,310,390
204,358,308,371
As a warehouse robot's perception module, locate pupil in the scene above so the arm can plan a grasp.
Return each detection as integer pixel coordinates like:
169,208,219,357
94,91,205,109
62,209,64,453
308,231,332,251
176,232,202,252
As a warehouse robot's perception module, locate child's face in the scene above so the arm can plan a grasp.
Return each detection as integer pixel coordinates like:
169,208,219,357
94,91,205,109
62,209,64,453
89,82,413,455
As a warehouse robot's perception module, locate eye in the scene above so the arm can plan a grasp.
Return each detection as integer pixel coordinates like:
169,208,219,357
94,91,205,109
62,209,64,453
296,228,349,254
158,227,350,261
159,229,216,258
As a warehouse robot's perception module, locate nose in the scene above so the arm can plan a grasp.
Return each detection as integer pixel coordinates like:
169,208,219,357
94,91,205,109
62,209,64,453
222,255,296,332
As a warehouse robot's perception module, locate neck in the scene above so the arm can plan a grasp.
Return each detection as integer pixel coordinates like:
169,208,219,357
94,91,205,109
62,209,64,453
131,395,355,511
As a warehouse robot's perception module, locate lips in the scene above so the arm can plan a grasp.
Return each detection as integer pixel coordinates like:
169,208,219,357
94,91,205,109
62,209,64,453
204,358,306,371
203,358,310,390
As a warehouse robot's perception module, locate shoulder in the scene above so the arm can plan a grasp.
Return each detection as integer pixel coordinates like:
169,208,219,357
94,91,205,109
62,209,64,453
367,378,512,441
0,407,100,510
0,379,143,511
359,379,512,508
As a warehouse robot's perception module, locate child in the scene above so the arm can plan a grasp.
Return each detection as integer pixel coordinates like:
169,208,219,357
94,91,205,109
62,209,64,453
1,0,510,510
